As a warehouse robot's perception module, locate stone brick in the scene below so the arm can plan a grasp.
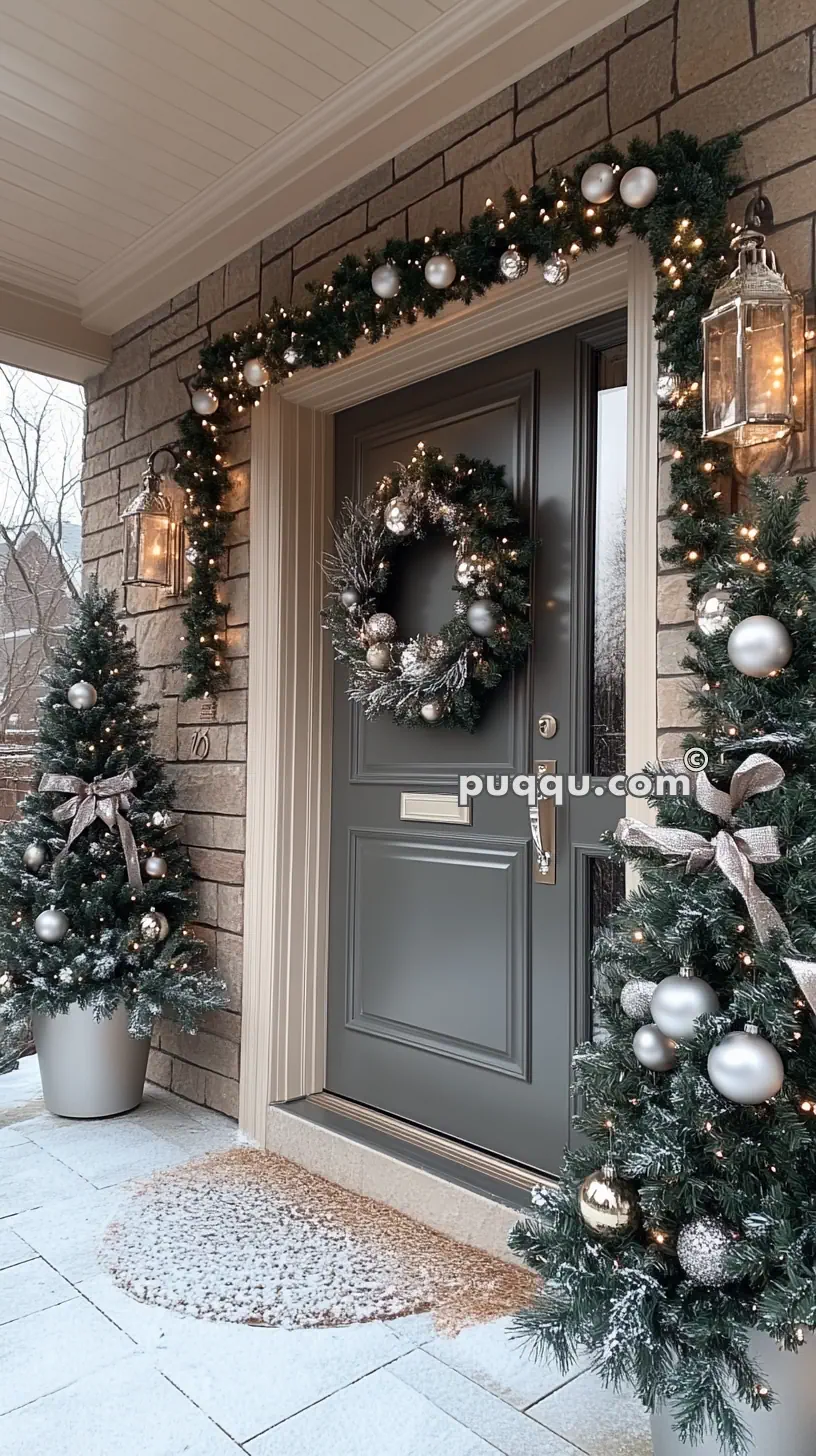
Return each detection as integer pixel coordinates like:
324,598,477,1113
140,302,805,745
182,813,214,847
205,1071,239,1119
292,219,400,305
112,300,171,351
516,53,571,111
625,0,675,34
368,160,444,227
610,116,660,154
569,17,626,72
227,508,249,546
94,333,150,395
218,883,243,933
172,284,198,311
225,625,248,661
293,205,367,270
762,217,813,293
463,138,534,225
134,606,186,668
260,253,293,313
149,303,199,356
170,762,246,814
261,161,394,260
226,575,248,626
146,1048,172,1089
189,847,244,884
658,625,693,675
208,299,261,340
178,724,228,761
85,418,124,457
662,36,810,139
88,554,120,594
734,160,816,229
84,494,120,534
396,90,514,177
658,675,699,729
212,815,245,851
170,1056,207,1104
229,658,248,690
755,0,815,50
82,524,120,562
125,361,189,439
657,730,690,762
229,543,249,577
225,244,261,308
227,723,247,760
201,1008,242,1044
609,20,674,132
677,0,753,93
171,336,209,379
658,571,693,624
195,879,218,926
408,181,463,241
740,97,816,184
444,113,515,181
534,97,608,174
83,468,119,508
517,62,606,136
87,389,125,432
199,266,225,324
161,1024,239,1079
215,930,243,1007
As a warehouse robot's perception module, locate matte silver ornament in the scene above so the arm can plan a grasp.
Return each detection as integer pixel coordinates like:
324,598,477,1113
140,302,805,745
707,1025,784,1104
578,1163,640,1239
371,262,401,299
620,978,656,1022
384,497,411,535
633,1022,677,1071
727,615,792,678
34,908,69,943
67,680,97,710
144,855,168,879
541,254,570,287
420,699,443,723
140,910,169,943
499,248,528,281
656,371,681,403
365,643,391,671
651,970,719,1043
283,345,300,367
424,253,457,289
676,1215,736,1287
22,842,47,872
191,387,219,416
466,600,498,637
619,165,658,209
340,588,360,609
242,357,269,388
695,585,732,637
366,612,398,642
580,161,616,204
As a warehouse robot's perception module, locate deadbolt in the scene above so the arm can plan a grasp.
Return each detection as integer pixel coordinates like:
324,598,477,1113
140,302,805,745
537,713,558,739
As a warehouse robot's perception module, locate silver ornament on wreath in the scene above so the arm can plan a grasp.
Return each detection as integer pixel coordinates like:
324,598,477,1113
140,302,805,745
578,1164,640,1239
541,254,570,287
619,165,658,209
499,248,528,281
366,612,398,642
620,978,655,1022
384,497,412,535
371,262,401,299
340,587,360,609
467,600,498,637
695,584,732,637
366,643,391,671
191,387,219,416
242,357,269,388
727,615,792,677
650,968,719,1043
455,558,480,587
144,855,168,880
633,1022,677,1071
283,345,300,367
399,642,425,674
34,908,69,944
656,371,681,403
580,161,617,204
67,680,97,710
707,1024,784,1104
22,842,47,872
676,1215,737,1287
140,910,169,943
420,699,444,723
424,254,457,289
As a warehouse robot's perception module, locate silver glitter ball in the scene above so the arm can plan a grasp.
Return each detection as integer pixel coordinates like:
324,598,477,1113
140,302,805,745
620,978,655,1022
632,1023,677,1071
424,253,457,290
34,908,69,943
22,842,47,872
384,497,411,535
140,910,170,943
365,643,391,671
541,254,570,287
283,345,300,367
67,680,97,710
420,699,443,723
399,643,424,673
340,588,360,609
619,165,658,209
371,262,401,299
676,1215,736,1287
499,248,528,281
191,387,219,416
144,855,168,879
651,971,719,1043
695,585,732,638
242,357,269,388
366,612,398,642
656,371,681,403
580,162,616,204
466,600,498,637
727,615,792,678
707,1026,784,1104
455,558,479,588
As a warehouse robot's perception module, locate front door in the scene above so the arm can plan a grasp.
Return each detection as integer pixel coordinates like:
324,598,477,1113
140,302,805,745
326,314,627,1175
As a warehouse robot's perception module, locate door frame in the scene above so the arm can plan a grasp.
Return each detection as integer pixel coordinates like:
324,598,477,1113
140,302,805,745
239,236,658,1143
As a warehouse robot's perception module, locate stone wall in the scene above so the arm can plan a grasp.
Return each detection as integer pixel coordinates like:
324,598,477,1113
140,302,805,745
82,0,816,1113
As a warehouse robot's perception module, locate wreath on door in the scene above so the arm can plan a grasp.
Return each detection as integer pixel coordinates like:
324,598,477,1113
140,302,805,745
323,445,534,730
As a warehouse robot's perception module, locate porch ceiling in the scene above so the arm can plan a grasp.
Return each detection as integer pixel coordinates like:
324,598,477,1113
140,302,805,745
0,0,646,349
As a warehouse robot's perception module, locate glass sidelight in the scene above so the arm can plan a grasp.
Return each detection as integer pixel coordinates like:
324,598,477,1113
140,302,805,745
590,345,627,777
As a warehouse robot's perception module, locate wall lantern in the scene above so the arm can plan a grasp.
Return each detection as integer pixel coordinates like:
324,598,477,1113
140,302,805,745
702,226,806,447
121,447,183,592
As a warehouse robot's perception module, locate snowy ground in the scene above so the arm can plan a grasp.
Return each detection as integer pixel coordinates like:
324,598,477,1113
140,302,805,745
0,1060,651,1455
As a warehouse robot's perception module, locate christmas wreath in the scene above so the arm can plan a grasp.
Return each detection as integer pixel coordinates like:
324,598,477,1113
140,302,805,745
323,445,534,730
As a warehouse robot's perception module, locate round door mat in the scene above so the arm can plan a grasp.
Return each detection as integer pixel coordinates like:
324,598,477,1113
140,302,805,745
102,1147,536,1330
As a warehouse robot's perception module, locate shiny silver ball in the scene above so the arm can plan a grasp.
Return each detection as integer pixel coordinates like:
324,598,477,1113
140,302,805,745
424,254,457,290
651,971,719,1043
340,588,360,609
656,371,681,403
695,585,732,638
371,263,401,299
22,842,47,872
283,345,300,367
707,1026,784,1104
242,357,269,388
620,978,655,1022
578,1164,640,1240
499,248,528,281
191,387,219,416
420,699,443,723
34,908,69,943
727,615,792,678
384,497,411,535
185,544,200,566
633,1023,677,1071
619,165,658,209
366,612,398,642
455,558,479,588
677,1215,736,1287
580,162,616,204
541,254,570,287
144,855,168,879
466,600,498,637
140,910,169,943
366,643,391,671
67,680,97,710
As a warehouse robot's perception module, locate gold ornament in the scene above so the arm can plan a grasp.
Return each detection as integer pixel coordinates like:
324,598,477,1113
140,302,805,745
578,1163,640,1239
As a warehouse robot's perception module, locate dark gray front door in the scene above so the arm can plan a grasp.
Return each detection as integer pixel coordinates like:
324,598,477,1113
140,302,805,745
326,314,627,1175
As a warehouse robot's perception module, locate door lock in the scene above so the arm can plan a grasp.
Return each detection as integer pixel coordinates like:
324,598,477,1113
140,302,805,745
537,713,558,739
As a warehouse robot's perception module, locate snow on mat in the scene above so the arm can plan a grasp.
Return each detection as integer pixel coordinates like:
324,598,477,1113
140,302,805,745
102,1147,536,1331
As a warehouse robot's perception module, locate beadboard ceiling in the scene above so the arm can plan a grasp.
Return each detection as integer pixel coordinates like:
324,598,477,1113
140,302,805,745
0,0,642,354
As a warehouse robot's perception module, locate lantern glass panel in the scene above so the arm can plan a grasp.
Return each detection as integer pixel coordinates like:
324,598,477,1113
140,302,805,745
703,305,740,439
742,298,792,444
124,509,171,586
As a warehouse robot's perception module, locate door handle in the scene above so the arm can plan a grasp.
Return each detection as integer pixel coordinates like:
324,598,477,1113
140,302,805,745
530,758,556,884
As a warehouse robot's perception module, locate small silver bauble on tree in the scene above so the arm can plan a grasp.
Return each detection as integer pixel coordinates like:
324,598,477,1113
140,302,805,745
185,544,199,566
650,967,719,1043
22,842,47,872
191,387,219,416
707,1024,784,1104
727,614,792,678
420,699,443,723
619,165,658,209
424,254,457,289
633,1022,677,1071
242,357,269,388
283,345,300,367
399,642,424,673
541,254,570,287
365,643,391,671
466,600,498,637
366,612,398,642
656,372,681,403
140,910,169,943
67,680,97,710
580,161,617,204
620,978,656,1022
340,587,360,609
371,262,401,299
34,907,69,943
455,558,479,587
144,855,168,880
499,248,528,281
695,584,732,637
578,1164,640,1240
676,1215,737,1287
383,497,411,535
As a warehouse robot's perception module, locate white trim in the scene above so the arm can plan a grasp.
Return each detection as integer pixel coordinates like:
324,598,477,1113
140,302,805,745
0,283,110,384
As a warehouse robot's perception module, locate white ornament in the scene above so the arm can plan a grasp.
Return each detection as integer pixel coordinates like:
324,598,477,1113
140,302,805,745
340,588,360,609
466,600,498,637
619,166,658,209
707,1025,784,1104
191,388,219,416
22,842,47,872
67,680,97,710
541,254,570,287
650,970,719,1043
580,162,617,204
424,254,457,290
455,558,479,587
366,612,398,642
727,615,793,678
695,585,732,637
499,248,528,281
384,497,411,535
371,263,401,299
242,357,269,388
420,700,443,723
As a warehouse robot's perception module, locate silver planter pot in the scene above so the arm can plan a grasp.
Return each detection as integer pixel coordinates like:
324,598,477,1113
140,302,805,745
651,1330,816,1455
32,1000,150,1119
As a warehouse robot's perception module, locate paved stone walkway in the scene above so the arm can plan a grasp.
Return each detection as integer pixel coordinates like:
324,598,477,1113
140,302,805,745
0,1060,651,1454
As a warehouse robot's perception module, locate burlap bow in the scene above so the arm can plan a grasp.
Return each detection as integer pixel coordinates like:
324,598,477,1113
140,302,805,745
39,770,142,890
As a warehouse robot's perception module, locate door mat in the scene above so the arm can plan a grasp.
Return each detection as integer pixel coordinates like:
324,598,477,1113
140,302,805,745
102,1146,536,1331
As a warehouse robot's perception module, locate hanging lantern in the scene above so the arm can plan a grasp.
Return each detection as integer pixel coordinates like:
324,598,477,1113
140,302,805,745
121,448,182,591
702,228,806,447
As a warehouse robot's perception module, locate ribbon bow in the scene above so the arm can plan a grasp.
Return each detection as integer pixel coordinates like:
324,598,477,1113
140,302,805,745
39,770,142,890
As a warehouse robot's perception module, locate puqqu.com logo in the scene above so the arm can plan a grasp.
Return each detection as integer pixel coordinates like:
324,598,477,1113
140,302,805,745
458,753,704,808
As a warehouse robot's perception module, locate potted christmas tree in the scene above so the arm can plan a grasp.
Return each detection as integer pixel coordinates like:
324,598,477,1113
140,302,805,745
0,585,226,1117
511,475,816,1452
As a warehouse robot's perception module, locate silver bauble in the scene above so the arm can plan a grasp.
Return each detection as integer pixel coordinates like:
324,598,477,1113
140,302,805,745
340,588,360,609
541,254,570,287
632,1023,677,1071
580,161,617,204
366,612,398,642
651,971,719,1043
727,615,792,678
619,165,658,209
283,345,300,367
620,978,656,1022
695,585,732,637
371,262,401,299
656,371,681,403
384,497,411,535
242,357,269,388
707,1026,784,1104
151,810,170,829
67,680,98,710
420,699,443,723
399,642,424,673
140,910,169,943
499,248,528,281
424,253,457,289
22,842,47,872
185,544,199,565
578,1164,640,1240
191,387,219,416
455,558,479,587
366,643,391,671
466,600,498,637
144,855,168,879
34,908,69,943
676,1215,736,1287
